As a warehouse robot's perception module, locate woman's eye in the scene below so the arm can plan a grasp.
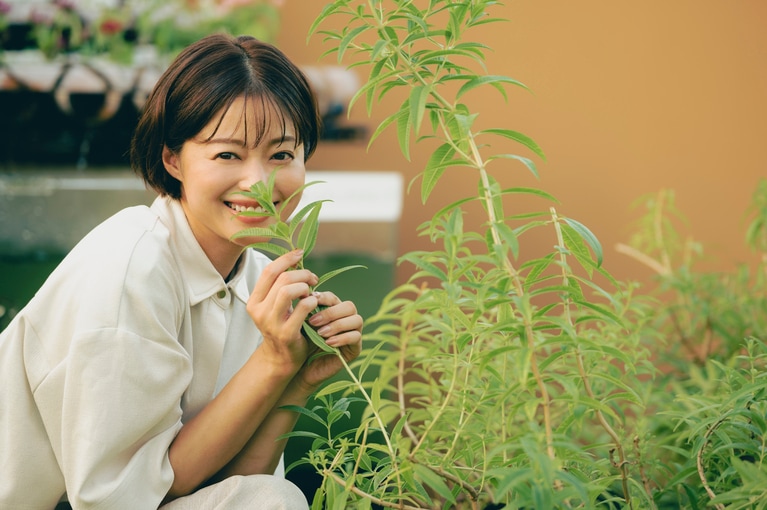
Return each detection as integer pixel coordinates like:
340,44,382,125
272,151,294,162
216,152,238,160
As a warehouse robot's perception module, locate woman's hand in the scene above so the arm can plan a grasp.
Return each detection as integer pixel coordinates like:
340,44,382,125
298,290,363,391
246,250,320,375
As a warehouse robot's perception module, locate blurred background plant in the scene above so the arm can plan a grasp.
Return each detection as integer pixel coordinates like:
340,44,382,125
0,0,283,64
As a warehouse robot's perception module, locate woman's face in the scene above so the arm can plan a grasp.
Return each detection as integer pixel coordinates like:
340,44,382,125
162,95,306,276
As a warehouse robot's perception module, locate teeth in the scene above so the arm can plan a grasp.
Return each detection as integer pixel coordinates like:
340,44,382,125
228,202,265,213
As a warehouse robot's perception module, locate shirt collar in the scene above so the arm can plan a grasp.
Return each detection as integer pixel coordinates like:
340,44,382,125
152,196,230,306
228,251,252,305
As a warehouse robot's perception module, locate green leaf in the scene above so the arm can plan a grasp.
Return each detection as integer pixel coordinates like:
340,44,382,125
396,106,411,161
399,253,448,281
573,300,624,326
307,3,345,39
421,143,455,203
337,25,369,62
456,74,528,100
289,199,328,236
413,464,457,504
355,341,385,380
315,265,367,290
367,110,400,150
499,186,558,203
231,226,280,240
496,222,520,260
296,202,323,257
487,153,540,179
244,242,290,259
279,404,326,425
302,322,337,353
315,379,356,398
409,84,431,136
559,222,594,277
563,217,604,267
479,128,546,161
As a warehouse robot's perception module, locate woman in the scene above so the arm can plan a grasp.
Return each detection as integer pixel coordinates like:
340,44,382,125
0,34,362,509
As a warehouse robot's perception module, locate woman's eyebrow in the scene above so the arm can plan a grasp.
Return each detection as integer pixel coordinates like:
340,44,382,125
204,135,298,146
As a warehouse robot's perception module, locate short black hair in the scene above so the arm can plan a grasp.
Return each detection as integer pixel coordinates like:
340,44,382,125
131,34,321,198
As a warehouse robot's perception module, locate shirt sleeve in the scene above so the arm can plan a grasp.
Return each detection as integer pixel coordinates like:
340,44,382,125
31,219,194,509
58,328,191,509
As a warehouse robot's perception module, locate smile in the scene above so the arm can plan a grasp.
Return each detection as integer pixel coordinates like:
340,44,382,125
225,202,267,214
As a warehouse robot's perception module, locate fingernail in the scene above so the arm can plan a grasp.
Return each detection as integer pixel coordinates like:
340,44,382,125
309,313,323,325
317,326,331,336
293,249,304,258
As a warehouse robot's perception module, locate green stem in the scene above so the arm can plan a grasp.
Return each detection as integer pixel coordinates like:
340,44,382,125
551,207,633,509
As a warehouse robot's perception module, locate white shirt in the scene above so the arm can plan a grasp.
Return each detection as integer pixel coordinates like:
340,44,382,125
0,196,275,509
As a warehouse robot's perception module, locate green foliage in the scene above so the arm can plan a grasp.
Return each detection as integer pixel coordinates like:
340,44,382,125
272,2,767,508
617,182,767,509
231,174,365,352
302,2,657,508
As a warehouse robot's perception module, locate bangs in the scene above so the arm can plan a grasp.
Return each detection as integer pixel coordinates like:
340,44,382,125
203,92,300,151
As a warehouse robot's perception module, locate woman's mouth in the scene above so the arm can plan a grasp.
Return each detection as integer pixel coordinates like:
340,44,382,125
225,201,267,214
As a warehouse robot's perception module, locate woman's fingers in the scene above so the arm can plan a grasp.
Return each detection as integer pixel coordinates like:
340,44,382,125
248,250,307,304
307,294,363,347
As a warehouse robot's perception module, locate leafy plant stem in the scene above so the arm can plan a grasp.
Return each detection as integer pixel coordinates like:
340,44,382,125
698,414,728,510
336,352,397,465
552,207,633,508
323,470,427,510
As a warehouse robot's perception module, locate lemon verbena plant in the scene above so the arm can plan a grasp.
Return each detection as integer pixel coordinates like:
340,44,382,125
231,172,365,352
284,2,660,509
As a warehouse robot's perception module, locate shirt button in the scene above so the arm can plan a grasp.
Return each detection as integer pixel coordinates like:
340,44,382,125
216,290,227,299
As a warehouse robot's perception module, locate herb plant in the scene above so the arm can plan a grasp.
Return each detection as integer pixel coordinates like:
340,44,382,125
232,2,767,508
289,2,656,508
231,171,365,352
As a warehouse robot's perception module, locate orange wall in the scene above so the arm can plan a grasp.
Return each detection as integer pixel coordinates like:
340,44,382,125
276,2,767,287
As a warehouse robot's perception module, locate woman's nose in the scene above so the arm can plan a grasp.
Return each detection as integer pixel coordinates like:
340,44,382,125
239,160,269,189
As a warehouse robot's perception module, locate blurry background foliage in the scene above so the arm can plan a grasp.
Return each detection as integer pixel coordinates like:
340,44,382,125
0,0,283,63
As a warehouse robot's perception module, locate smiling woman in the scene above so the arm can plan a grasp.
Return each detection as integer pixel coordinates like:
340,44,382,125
159,99,307,278
0,33,363,510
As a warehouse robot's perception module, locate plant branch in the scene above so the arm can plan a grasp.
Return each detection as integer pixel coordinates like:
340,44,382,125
552,208,633,509
697,415,728,510
324,471,429,510
614,243,670,276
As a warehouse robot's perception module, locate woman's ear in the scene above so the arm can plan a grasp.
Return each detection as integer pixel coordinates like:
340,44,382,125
162,146,182,181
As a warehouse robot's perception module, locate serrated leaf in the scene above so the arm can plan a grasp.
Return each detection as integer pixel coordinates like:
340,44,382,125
244,242,290,259
396,107,411,161
289,199,328,236
421,143,455,203
302,322,337,353
231,226,280,240
296,202,323,256
409,85,430,136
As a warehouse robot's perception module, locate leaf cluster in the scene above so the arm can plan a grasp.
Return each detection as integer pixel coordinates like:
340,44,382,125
231,172,364,352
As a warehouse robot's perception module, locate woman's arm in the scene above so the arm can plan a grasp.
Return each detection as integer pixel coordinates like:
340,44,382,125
215,292,363,479
165,250,321,498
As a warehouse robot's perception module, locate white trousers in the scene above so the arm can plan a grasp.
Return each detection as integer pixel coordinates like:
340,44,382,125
160,475,309,510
